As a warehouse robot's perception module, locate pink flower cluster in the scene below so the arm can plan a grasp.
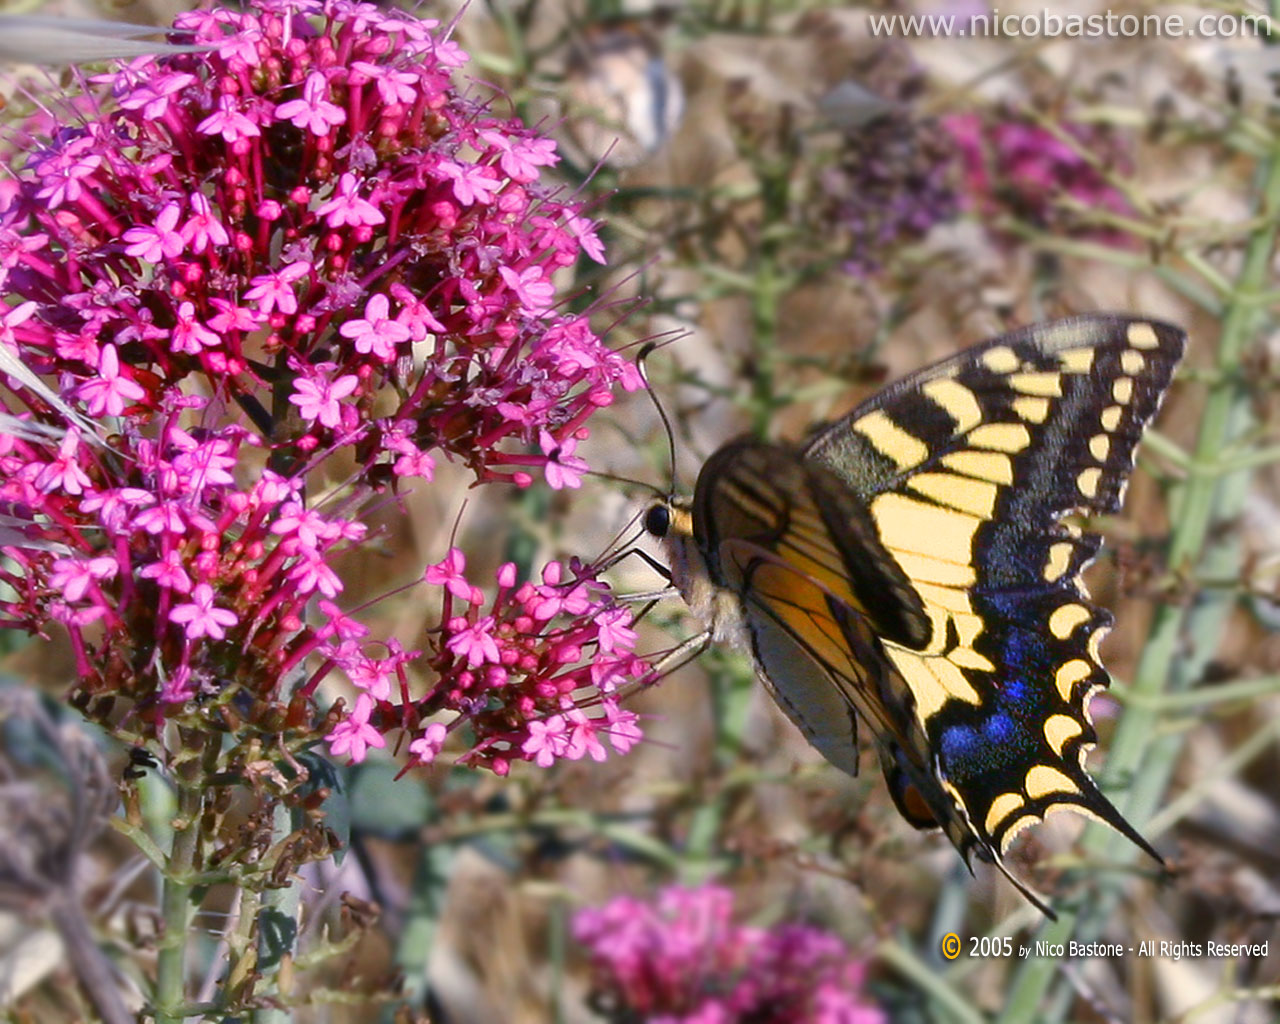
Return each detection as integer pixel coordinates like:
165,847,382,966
945,111,1134,243
323,549,647,771
0,0,647,757
573,885,886,1024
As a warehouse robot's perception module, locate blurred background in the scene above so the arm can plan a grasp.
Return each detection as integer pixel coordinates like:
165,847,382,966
1,0,1278,1021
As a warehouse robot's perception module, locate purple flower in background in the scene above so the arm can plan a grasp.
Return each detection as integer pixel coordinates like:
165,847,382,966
945,109,1135,242
814,61,961,278
574,885,886,1022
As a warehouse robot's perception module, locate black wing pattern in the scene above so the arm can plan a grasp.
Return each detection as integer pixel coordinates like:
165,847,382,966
802,315,1184,896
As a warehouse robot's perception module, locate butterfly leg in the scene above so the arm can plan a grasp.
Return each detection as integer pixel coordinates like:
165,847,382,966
641,628,713,683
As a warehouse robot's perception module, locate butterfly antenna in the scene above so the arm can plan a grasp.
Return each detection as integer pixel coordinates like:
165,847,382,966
637,341,679,496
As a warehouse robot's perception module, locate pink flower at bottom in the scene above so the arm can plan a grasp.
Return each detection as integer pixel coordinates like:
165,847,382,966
326,694,386,763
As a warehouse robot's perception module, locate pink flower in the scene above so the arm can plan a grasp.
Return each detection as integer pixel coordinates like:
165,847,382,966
446,616,502,666
123,202,185,262
573,886,885,1023
290,370,359,429
170,302,220,355
139,550,193,593
480,129,560,182
339,293,410,362
522,714,569,767
169,583,239,640
425,548,473,600
118,71,197,119
275,71,348,136
409,722,448,764
78,345,146,416
437,160,500,206
499,264,556,314
244,262,310,316
541,433,589,490
325,694,386,763
316,173,386,229
0,0,646,782
32,428,92,495
197,95,262,143
595,607,637,654
50,555,118,602
181,192,230,253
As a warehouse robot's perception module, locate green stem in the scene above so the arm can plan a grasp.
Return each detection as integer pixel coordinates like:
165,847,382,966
998,124,1280,1024
876,937,987,1024
253,801,302,1024
392,839,453,1015
154,731,215,1024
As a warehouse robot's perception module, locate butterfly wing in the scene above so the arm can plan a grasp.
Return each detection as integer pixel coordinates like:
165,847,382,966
690,440,930,777
802,315,1185,871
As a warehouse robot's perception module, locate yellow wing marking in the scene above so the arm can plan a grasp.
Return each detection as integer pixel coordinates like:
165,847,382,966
982,346,1020,373
1009,371,1063,397
949,646,996,672
1048,604,1091,639
1055,659,1092,701
1058,346,1096,373
952,611,982,648
885,645,980,720
907,472,999,519
890,550,975,588
1113,378,1134,404
1121,350,1146,375
922,378,982,433
1043,542,1073,583
912,581,973,615
871,493,981,566
929,656,981,705
1126,321,1160,349
1076,467,1101,499
985,792,1026,834
1100,405,1123,431
854,410,929,469
941,450,1013,485
969,423,1031,452
1025,764,1078,799
1043,714,1084,756
1088,434,1110,462
1012,396,1051,423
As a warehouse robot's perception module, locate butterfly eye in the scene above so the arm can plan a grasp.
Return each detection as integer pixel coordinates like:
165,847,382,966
644,503,671,538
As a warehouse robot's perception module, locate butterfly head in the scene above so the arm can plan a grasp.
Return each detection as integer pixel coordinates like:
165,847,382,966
643,495,744,641
641,497,690,543
642,496,698,595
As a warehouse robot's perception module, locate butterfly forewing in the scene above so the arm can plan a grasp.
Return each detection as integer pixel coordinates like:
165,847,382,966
801,315,1183,868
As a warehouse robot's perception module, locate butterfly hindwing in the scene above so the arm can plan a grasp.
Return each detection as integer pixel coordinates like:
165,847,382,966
800,315,1184,875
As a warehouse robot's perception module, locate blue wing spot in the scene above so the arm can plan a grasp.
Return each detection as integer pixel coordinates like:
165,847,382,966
1001,679,1028,705
940,724,980,766
982,713,1016,745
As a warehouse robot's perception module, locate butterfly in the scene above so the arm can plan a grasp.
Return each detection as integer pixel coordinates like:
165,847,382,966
643,314,1185,914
